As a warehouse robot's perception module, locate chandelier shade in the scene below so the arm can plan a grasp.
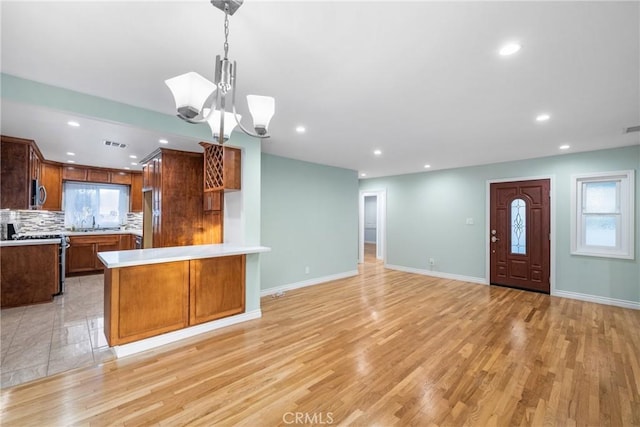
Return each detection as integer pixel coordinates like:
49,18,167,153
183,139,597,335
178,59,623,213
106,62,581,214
164,0,275,144
165,72,217,121
206,110,241,141
246,95,275,136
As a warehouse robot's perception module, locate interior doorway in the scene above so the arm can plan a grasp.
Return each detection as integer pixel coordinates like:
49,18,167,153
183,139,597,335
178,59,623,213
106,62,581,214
489,179,551,293
359,190,386,264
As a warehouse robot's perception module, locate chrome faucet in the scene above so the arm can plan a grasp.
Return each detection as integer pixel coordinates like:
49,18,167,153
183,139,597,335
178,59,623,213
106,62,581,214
92,216,96,229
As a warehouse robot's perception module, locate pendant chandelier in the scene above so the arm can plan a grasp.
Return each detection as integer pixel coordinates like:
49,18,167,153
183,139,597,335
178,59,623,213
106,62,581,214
165,0,275,144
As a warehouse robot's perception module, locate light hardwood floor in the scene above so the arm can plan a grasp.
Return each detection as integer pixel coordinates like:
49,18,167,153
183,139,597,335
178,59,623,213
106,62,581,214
1,262,639,426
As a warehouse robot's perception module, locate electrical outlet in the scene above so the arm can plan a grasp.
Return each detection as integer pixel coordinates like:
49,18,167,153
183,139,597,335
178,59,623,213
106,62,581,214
305,266,310,274
429,258,435,265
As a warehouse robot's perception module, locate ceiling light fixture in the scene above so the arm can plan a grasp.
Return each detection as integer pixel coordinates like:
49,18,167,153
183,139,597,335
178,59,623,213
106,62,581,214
131,162,138,166
295,126,306,134
360,173,367,177
165,0,275,144
159,139,169,144
67,160,75,163
373,150,382,156
559,144,570,150
67,121,80,127
499,42,521,56
124,167,131,170
129,155,137,159
536,113,551,122
424,164,431,169
66,152,75,156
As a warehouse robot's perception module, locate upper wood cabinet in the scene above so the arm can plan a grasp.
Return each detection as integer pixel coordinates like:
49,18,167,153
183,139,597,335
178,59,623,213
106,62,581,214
0,136,43,210
40,162,62,211
62,165,132,185
130,173,143,212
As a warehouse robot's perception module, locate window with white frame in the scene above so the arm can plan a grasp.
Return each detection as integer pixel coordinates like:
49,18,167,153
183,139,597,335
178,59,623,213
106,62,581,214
571,170,635,259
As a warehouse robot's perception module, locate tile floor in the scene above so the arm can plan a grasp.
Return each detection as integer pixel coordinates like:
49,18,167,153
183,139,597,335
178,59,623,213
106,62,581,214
1,274,115,388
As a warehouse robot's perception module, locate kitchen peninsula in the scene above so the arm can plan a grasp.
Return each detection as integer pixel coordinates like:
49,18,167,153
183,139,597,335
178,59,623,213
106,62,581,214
98,243,269,355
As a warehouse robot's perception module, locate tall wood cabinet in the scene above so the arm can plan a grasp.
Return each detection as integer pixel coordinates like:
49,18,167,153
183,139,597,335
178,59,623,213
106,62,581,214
141,148,222,248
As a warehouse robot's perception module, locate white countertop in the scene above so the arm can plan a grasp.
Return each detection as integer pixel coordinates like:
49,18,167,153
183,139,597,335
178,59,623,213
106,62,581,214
65,229,142,237
98,244,271,268
0,239,61,247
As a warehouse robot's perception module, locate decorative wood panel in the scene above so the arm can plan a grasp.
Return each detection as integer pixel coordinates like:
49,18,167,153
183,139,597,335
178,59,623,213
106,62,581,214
189,255,245,325
114,261,189,345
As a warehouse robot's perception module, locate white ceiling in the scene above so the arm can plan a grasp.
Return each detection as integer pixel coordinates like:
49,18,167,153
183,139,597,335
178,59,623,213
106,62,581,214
1,1,639,177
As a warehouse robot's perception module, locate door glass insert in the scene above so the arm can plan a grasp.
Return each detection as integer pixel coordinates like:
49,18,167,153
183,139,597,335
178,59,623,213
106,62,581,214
511,198,526,254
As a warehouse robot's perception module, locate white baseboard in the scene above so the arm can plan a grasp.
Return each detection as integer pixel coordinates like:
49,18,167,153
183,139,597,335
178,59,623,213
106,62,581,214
552,290,639,310
260,270,359,297
113,309,262,358
384,264,488,285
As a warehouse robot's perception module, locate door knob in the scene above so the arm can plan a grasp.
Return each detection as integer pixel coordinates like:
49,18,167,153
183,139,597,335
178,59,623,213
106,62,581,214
491,236,500,243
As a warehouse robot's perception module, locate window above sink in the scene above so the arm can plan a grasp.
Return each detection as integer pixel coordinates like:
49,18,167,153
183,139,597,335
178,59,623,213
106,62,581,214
63,182,129,230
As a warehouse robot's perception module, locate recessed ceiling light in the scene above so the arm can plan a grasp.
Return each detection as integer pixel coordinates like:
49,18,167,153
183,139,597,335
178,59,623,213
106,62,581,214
499,42,521,56
559,144,570,150
66,152,75,156
373,149,382,156
129,155,137,159
67,121,80,127
424,164,431,169
131,162,138,166
67,160,75,163
295,126,306,134
536,113,551,122
360,173,367,177
159,139,169,144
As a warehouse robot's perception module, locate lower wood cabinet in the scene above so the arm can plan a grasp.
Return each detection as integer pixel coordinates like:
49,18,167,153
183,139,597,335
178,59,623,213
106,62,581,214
107,261,190,344
104,255,245,346
1,243,59,308
189,255,245,325
67,234,129,274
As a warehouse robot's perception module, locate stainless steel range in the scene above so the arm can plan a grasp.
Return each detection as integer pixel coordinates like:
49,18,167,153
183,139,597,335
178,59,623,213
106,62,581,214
13,233,69,295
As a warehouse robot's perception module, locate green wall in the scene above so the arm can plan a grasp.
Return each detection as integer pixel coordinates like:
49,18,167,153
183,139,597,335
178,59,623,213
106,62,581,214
261,154,359,291
360,146,640,305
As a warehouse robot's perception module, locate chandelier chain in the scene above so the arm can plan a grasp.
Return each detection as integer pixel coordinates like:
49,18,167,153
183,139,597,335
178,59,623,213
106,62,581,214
223,4,230,59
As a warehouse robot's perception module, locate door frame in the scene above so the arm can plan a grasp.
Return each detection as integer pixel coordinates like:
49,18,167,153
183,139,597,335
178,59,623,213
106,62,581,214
359,189,387,264
485,175,556,294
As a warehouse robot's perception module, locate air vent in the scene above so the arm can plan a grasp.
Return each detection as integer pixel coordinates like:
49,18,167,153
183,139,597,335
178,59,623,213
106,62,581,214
103,140,127,149
624,125,640,134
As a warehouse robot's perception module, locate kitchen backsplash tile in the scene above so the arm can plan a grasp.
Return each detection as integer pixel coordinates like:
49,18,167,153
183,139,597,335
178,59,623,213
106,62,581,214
1,210,143,237
125,212,142,230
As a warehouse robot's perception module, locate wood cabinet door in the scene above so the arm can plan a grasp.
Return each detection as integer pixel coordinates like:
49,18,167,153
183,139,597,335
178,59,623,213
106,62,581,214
0,139,30,209
67,241,97,273
87,168,110,183
130,173,143,212
189,255,245,325
223,147,241,190
95,237,121,270
111,261,189,345
40,162,62,211
62,166,88,181
110,171,132,185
